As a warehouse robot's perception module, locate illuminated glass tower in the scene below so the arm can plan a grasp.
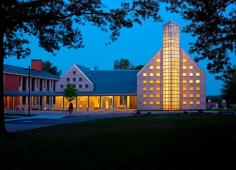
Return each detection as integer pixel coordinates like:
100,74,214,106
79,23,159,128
137,21,206,111
162,22,180,110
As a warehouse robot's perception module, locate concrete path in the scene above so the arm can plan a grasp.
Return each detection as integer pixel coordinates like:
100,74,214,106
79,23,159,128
5,111,134,132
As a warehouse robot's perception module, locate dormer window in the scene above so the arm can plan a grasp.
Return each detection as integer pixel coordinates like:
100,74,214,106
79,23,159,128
73,71,76,75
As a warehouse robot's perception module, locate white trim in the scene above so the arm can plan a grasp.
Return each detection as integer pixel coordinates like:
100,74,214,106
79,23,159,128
74,64,94,86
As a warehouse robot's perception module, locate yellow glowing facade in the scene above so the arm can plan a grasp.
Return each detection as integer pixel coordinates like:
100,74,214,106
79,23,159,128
162,22,180,110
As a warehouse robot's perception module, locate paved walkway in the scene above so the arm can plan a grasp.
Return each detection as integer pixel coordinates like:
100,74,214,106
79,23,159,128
5,111,134,132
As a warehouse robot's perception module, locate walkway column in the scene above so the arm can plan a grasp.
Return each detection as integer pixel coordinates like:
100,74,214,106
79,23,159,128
63,96,65,110
76,96,78,110
100,96,102,111
112,96,115,111
87,96,90,111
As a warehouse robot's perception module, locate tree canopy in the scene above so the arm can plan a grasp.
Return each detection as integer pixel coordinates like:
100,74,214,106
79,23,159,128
43,60,61,76
161,0,236,79
64,84,78,103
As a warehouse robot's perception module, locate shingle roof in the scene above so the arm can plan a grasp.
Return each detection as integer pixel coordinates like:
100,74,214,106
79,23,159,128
83,70,138,95
4,64,59,79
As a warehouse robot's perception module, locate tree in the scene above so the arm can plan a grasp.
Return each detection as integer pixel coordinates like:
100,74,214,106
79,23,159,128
221,67,236,104
113,58,133,70
63,84,78,116
43,60,61,76
0,1,161,134
133,65,144,70
161,0,236,79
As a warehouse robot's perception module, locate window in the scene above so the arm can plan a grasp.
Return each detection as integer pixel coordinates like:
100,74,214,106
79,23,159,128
156,66,160,69
73,78,76,82
183,101,187,105
143,73,147,77
143,87,147,91
79,84,82,88
143,80,147,84
196,86,200,90
156,94,160,98
183,66,187,69
149,101,154,105
150,94,154,98
143,94,147,98
149,73,154,76
183,94,187,98
189,66,193,69
189,87,194,91
60,85,64,89
67,78,70,82
149,87,154,91
156,101,160,105
196,80,200,83
149,80,154,83
156,80,160,84
183,80,187,83
156,73,160,76
196,73,200,76
143,101,147,105
79,77,83,81
183,87,187,90
149,66,154,69
196,101,200,105
183,73,187,76
196,94,200,98
85,84,89,88
189,80,194,84
183,58,187,62
156,58,160,62
73,71,76,75
190,94,194,98
156,87,160,91
189,101,194,105
189,73,193,76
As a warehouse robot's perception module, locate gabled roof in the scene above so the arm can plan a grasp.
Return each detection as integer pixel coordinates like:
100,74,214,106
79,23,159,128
4,64,59,80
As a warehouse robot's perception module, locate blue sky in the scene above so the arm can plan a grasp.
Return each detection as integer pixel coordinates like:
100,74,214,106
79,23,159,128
4,3,234,96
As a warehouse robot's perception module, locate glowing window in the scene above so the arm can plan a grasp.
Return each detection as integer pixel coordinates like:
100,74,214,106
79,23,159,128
189,73,193,76
143,80,147,84
149,80,154,83
183,87,187,90
156,87,160,91
189,66,193,69
143,87,147,91
149,87,154,91
196,80,200,83
156,94,160,98
196,101,200,105
156,73,160,76
143,94,147,98
150,73,154,76
149,101,154,105
156,80,160,84
149,94,154,98
189,87,194,91
189,101,194,105
190,94,194,98
156,101,160,105
149,66,154,69
143,73,147,77
196,87,200,90
183,58,187,62
196,94,200,98
143,101,147,105
183,73,187,76
183,80,187,83
183,94,187,98
183,66,187,69
196,73,200,76
189,80,194,84
156,66,160,69
156,58,160,62
183,101,187,105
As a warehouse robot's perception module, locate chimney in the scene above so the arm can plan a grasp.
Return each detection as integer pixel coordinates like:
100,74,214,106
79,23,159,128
31,59,43,71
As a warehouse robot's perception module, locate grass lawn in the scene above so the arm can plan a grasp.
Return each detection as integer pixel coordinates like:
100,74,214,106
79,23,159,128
1,115,236,170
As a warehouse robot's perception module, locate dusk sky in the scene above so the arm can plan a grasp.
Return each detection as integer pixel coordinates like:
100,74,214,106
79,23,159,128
4,3,235,96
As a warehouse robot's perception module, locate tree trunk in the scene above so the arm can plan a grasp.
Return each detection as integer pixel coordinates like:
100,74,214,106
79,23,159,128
0,30,7,134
